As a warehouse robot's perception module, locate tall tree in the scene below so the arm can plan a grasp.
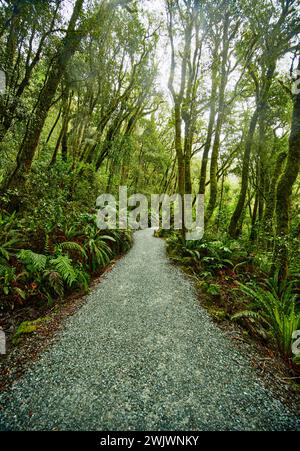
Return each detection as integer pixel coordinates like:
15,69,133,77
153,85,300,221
167,0,203,199
205,8,233,220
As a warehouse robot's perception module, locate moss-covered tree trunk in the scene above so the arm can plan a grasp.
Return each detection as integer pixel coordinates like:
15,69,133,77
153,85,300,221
0,2,21,141
199,50,219,195
264,150,287,239
61,85,71,163
250,191,259,242
0,2,60,143
228,108,259,238
228,61,276,238
174,103,185,198
50,83,71,166
183,115,193,194
206,13,230,221
250,117,266,241
257,120,266,225
273,57,300,279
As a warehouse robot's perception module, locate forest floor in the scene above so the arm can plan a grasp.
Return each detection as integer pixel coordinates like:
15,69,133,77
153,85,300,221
0,229,299,431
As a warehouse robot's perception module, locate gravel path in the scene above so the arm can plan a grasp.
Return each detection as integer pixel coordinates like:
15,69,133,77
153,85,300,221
0,229,299,431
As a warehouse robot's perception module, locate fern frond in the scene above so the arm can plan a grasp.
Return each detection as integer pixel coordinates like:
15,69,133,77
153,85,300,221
0,246,10,260
98,235,116,243
75,266,90,293
14,287,27,300
0,262,11,275
18,250,47,272
231,310,268,324
56,241,87,259
50,255,77,287
44,270,64,298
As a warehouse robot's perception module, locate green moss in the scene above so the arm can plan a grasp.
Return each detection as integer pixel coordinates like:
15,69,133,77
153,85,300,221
13,316,51,345
207,307,227,322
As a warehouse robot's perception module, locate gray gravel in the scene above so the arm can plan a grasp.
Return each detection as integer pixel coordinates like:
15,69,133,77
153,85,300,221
0,229,299,431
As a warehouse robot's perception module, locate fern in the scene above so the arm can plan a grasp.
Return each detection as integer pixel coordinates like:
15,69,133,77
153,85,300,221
0,246,10,260
0,238,21,260
43,270,64,298
56,241,87,259
0,262,16,295
0,261,11,276
233,281,300,356
14,287,27,300
99,235,116,243
50,255,77,287
232,310,269,326
75,265,90,293
85,238,112,271
18,250,47,272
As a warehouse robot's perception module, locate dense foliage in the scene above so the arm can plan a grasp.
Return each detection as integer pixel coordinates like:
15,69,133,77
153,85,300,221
0,1,299,369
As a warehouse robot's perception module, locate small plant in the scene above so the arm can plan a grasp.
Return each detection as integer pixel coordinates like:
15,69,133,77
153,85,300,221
205,282,221,297
84,231,115,272
12,317,51,345
0,261,26,301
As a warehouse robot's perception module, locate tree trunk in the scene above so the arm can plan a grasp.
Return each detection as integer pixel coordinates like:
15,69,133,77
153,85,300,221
264,150,287,237
250,191,259,241
199,51,219,194
46,107,61,144
50,127,63,166
228,59,276,238
216,172,225,232
61,85,71,162
0,3,60,143
184,118,193,194
257,114,267,239
228,108,259,238
206,13,230,221
273,57,300,279
174,103,185,197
